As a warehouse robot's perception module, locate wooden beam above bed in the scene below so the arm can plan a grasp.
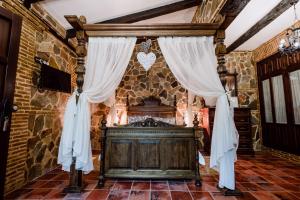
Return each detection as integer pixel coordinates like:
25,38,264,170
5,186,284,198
82,23,220,37
99,0,201,24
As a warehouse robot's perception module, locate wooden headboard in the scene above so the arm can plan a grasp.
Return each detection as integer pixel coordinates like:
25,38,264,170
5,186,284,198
127,96,176,119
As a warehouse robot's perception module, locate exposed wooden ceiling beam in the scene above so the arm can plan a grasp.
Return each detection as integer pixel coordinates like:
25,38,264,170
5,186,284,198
100,0,201,23
227,0,298,52
219,0,251,30
24,0,43,8
66,0,201,39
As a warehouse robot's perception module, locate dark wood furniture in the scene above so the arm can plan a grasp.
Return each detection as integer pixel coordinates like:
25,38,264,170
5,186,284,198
257,52,300,155
127,96,176,120
99,96,204,186
98,117,203,187
203,107,254,155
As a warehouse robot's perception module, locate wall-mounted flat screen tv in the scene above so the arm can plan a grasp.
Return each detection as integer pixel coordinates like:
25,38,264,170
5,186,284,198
39,63,71,93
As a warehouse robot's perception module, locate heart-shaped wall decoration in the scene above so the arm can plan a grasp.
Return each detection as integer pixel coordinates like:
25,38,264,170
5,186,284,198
140,39,152,53
137,52,156,71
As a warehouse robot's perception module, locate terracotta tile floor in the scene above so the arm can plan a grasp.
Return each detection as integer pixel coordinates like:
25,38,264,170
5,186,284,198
5,153,300,200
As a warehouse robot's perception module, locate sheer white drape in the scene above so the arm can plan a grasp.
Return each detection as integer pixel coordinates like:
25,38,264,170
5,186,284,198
185,90,195,127
290,70,300,124
158,36,239,190
262,80,273,123
272,75,287,124
105,93,118,127
58,37,136,173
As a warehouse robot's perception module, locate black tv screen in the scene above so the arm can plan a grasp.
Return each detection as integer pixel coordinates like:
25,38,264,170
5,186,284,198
39,63,71,93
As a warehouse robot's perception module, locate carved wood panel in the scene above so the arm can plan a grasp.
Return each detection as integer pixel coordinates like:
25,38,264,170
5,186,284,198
137,140,160,169
109,140,133,169
165,139,191,170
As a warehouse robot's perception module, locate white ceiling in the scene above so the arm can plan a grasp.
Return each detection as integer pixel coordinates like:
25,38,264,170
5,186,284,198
40,0,300,51
134,7,197,24
226,0,300,51
40,0,186,29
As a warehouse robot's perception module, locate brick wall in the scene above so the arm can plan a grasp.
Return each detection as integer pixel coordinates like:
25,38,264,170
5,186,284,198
254,21,300,62
1,0,76,195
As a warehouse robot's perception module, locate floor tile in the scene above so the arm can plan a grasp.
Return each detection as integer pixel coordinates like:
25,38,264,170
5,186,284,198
210,192,237,200
97,180,116,190
107,190,130,200
86,189,110,200
271,191,300,200
170,191,193,200
24,180,48,189
256,182,284,191
151,182,169,190
277,183,300,192
5,189,33,200
132,182,150,190
5,152,300,200
251,191,280,200
129,190,150,200
238,183,263,191
191,192,214,200
112,182,132,190
169,181,188,191
23,188,53,199
39,180,65,189
235,192,257,200
45,188,67,199
151,190,171,200
64,190,91,199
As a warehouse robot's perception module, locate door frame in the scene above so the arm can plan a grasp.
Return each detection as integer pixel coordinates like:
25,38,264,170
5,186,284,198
0,6,22,198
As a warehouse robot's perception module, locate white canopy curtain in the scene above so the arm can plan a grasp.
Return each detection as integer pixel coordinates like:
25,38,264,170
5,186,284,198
158,36,239,190
185,90,196,127
58,37,137,173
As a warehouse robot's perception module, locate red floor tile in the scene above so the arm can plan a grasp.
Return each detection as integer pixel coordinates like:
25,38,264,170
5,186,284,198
86,189,110,200
169,181,188,191
256,182,284,191
129,190,150,200
151,190,171,200
45,188,67,199
5,152,300,200
107,190,130,200
210,192,237,200
271,191,300,200
23,188,53,199
251,191,280,200
132,181,150,190
191,192,214,200
171,191,193,200
151,181,169,190
235,192,258,200
112,182,132,190
238,182,263,191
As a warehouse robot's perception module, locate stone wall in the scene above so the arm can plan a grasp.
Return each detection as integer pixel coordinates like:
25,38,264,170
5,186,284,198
225,51,261,150
1,0,76,194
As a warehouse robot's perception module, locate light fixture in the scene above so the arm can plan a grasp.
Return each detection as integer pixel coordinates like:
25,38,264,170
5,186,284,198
279,1,300,54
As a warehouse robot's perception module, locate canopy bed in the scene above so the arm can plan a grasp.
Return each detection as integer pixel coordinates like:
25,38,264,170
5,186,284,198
57,15,240,196
98,96,202,186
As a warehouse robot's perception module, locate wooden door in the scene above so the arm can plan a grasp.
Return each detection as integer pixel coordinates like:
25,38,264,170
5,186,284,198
257,53,300,155
0,7,22,198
